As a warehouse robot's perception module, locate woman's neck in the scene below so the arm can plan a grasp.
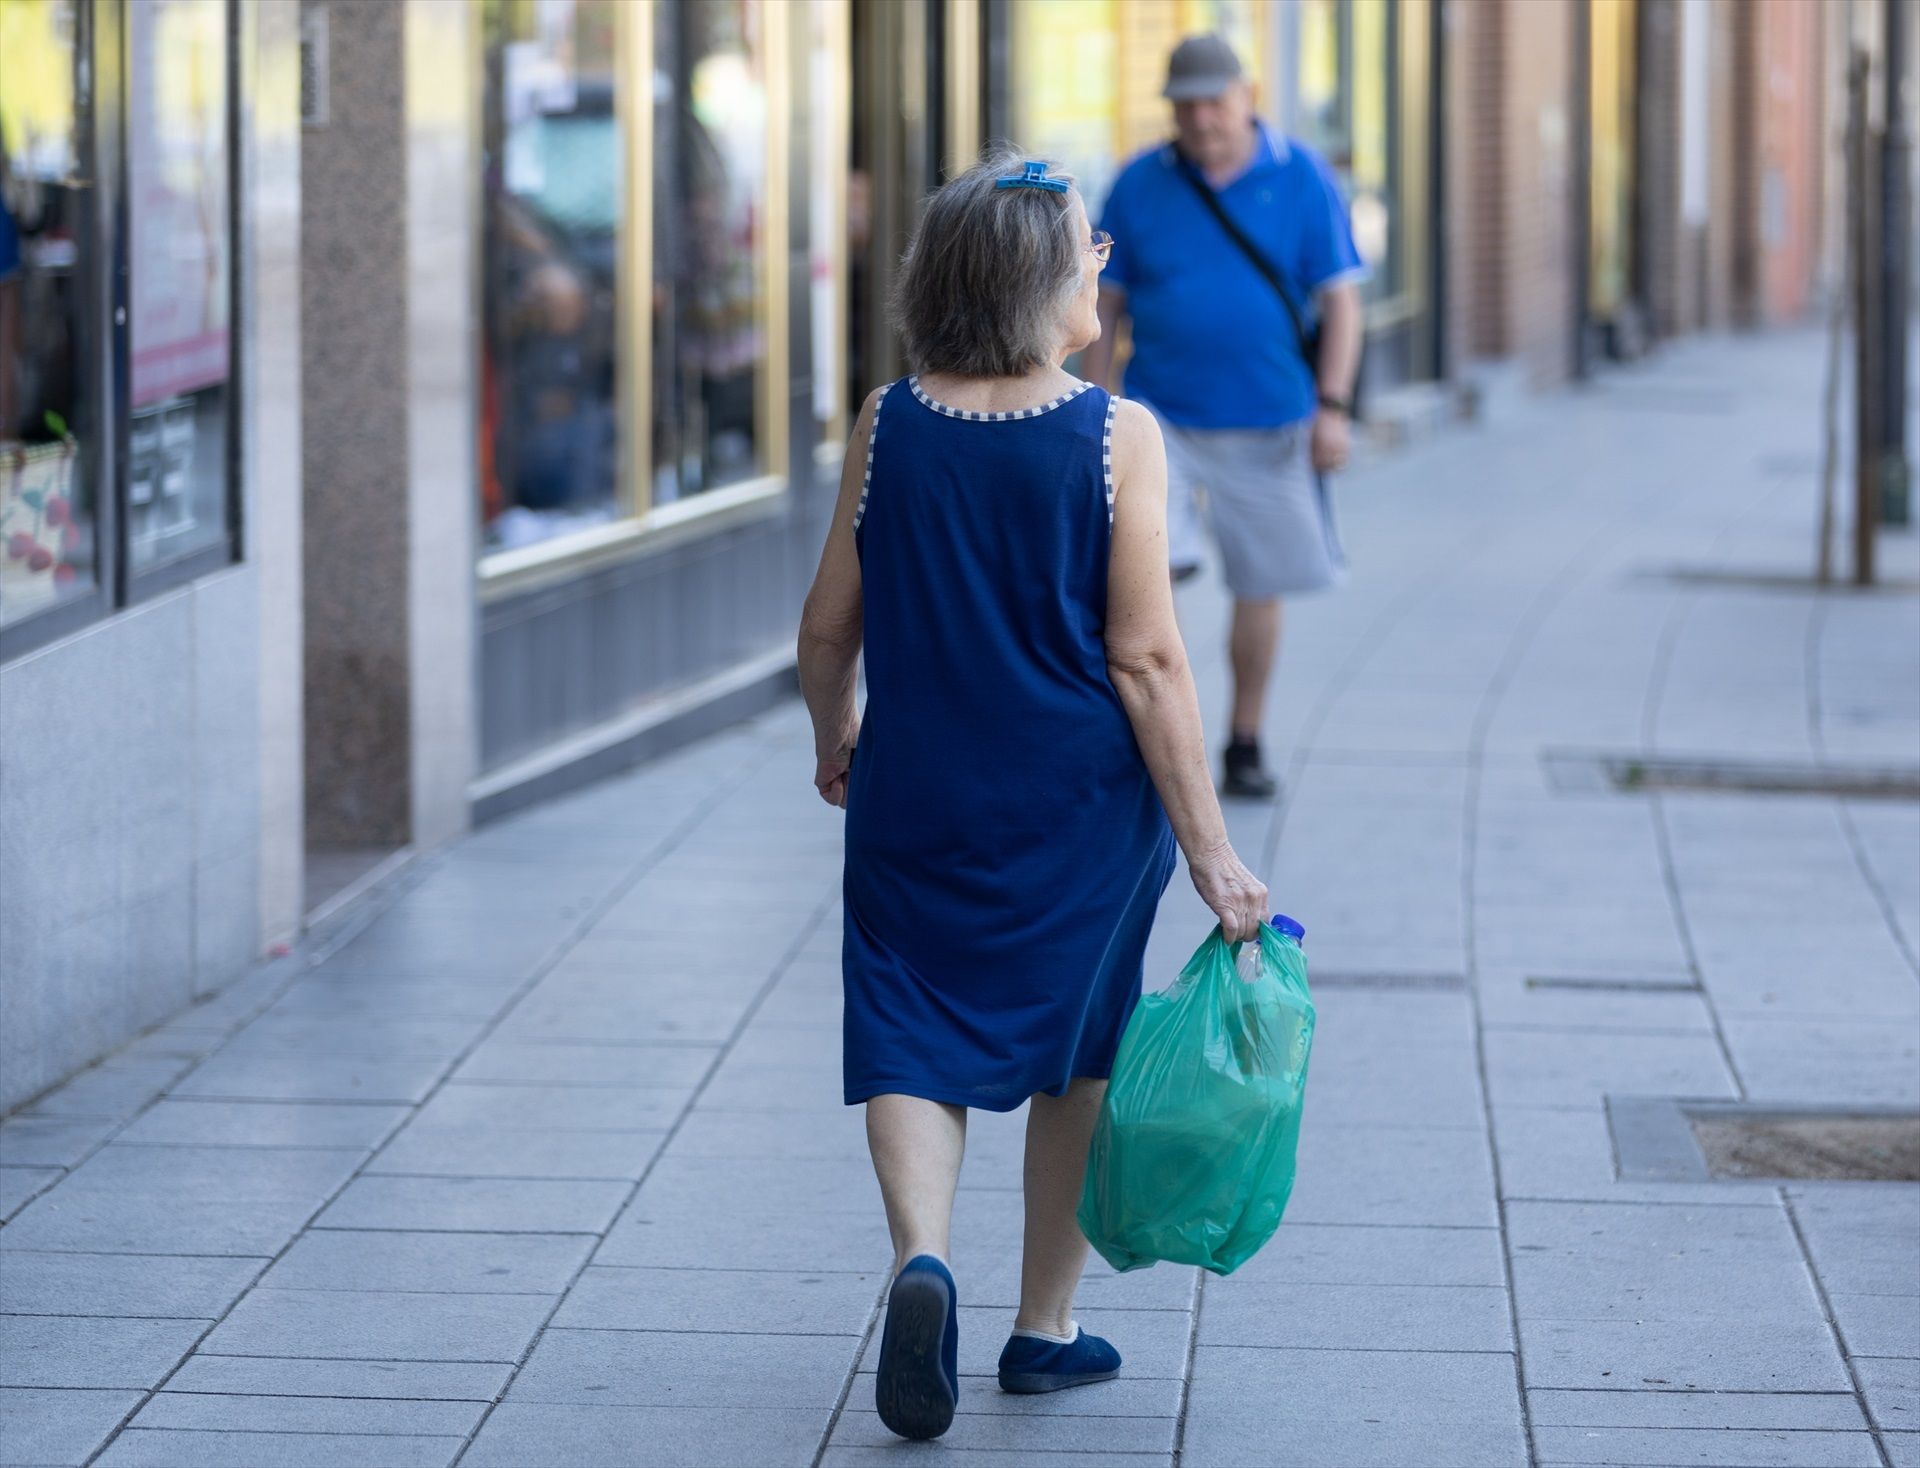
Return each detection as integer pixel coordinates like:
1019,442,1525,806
915,363,1078,413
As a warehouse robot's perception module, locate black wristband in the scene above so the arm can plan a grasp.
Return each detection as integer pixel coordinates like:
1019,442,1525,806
1317,393,1352,416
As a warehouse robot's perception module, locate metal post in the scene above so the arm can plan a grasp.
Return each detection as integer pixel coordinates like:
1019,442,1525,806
1879,0,1912,526
1851,49,1879,585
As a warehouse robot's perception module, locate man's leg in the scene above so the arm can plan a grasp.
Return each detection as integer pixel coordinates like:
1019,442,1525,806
1228,596,1282,741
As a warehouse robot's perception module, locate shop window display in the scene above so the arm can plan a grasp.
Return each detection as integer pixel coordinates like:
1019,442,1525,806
651,0,768,503
126,0,234,575
479,0,623,553
0,0,96,628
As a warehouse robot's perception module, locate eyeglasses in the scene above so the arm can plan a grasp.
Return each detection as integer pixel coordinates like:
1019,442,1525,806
1087,230,1115,266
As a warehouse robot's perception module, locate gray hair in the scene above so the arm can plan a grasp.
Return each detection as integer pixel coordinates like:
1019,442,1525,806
891,146,1083,378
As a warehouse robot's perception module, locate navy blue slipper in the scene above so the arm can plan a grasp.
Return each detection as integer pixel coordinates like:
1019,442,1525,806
997,1323,1121,1394
875,1255,958,1439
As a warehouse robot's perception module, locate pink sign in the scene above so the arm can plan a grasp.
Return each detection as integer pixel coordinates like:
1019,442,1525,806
127,0,231,409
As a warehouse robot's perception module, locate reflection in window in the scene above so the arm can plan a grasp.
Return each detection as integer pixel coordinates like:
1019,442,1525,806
653,0,766,503
479,0,622,554
127,0,233,574
0,0,96,627
1294,0,1398,302
1010,0,1118,208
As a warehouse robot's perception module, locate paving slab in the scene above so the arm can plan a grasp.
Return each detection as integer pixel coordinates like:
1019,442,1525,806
0,1115,119,1169
0,1192,319,1257
1187,1344,1520,1423
167,1052,452,1106
1517,1313,1855,1393
126,1392,485,1436
0,1316,207,1389
819,1451,1163,1468
830,1404,1176,1453
260,1229,594,1294
1856,1355,1920,1432
363,1123,668,1180
312,1175,630,1234
1525,1388,1869,1429
161,1355,512,1401
507,1327,859,1408
0,1386,144,1467
1827,1291,1920,1358
1198,1280,1515,1352
110,1100,410,1151
1226,1221,1507,1287
1283,1119,1501,1227
1180,1414,1527,1468
0,1165,63,1221
407,1080,691,1133
93,1427,467,1467
462,1402,826,1468
549,1265,881,1335
0,1251,262,1318
1529,1424,1881,1466
195,1288,553,1362
847,1369,1182,1418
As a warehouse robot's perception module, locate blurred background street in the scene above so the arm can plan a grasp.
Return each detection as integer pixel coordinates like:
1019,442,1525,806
2,0,1918,1465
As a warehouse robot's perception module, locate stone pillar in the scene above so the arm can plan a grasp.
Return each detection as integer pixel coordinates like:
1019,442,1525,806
299,0,474,853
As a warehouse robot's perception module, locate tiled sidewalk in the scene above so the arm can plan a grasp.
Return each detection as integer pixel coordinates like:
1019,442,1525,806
2,329,1917,1467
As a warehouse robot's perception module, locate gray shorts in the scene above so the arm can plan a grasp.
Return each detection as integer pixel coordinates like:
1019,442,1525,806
1152,409,1348,600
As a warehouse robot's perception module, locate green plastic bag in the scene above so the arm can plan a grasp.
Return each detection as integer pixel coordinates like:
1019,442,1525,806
1077,919,1315,1276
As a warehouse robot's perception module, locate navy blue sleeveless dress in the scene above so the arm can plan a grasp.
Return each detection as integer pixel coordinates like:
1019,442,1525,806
842,375,1178,1111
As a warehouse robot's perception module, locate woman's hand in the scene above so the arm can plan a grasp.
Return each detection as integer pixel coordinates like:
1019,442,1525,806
1188,841,1268,942
814,727,857,808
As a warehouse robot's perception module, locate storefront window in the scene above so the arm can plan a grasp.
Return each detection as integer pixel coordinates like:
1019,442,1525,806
1010,1,1118,206
0,0,97,629
652,0,769,504
126,0,234,575
479,0,623,554
1294,0,1399,303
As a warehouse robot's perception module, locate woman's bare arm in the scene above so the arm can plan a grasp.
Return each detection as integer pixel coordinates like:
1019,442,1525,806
797,389,881,806
1103,400,1268,939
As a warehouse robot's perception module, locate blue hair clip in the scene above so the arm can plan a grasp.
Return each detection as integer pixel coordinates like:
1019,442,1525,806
995,160,1068,194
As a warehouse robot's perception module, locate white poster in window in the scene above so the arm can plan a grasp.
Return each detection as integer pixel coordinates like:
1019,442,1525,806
127,0,231,409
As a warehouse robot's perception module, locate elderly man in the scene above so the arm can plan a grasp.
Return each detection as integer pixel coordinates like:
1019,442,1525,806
1083,34,1365,800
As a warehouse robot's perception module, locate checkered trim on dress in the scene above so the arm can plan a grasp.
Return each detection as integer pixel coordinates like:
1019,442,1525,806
852,381,894,534
1101,392,1118,528
906,375,1093,421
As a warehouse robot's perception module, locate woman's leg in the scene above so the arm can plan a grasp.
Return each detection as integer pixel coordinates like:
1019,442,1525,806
866,1094,967,1271
1017,1078,1106,1336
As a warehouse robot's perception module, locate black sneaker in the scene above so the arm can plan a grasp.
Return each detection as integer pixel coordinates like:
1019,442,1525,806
1221,739,1279,800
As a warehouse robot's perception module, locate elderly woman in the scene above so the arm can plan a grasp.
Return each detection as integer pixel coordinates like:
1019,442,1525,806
798,148,1268,1442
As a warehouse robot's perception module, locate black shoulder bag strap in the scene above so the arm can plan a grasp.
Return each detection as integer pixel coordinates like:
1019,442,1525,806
1171,151,1363,419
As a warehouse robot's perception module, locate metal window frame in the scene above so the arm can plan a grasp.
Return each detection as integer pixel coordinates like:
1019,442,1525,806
476,0,795,590
2,0,246,664
0,0,118,662
122,0,246,606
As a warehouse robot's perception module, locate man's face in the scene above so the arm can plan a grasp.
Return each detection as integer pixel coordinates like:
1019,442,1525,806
1173,81,1255,168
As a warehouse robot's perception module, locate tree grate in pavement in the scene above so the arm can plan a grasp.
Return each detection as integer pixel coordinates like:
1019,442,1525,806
1635,563,1920,594
1542,749,1920,801
1610,1096,1920,1182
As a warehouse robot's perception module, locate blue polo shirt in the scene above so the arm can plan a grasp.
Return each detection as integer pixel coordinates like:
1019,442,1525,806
1098,125,1365,429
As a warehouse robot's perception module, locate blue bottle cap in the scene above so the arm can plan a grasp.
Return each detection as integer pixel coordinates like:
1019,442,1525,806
1271,913,1306,944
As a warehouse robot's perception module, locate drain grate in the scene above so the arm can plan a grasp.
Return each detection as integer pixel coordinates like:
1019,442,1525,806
1610,1096,1920,1183
1635,564,1920,595
1543,750,1920,802
1691,1111,1920,1182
